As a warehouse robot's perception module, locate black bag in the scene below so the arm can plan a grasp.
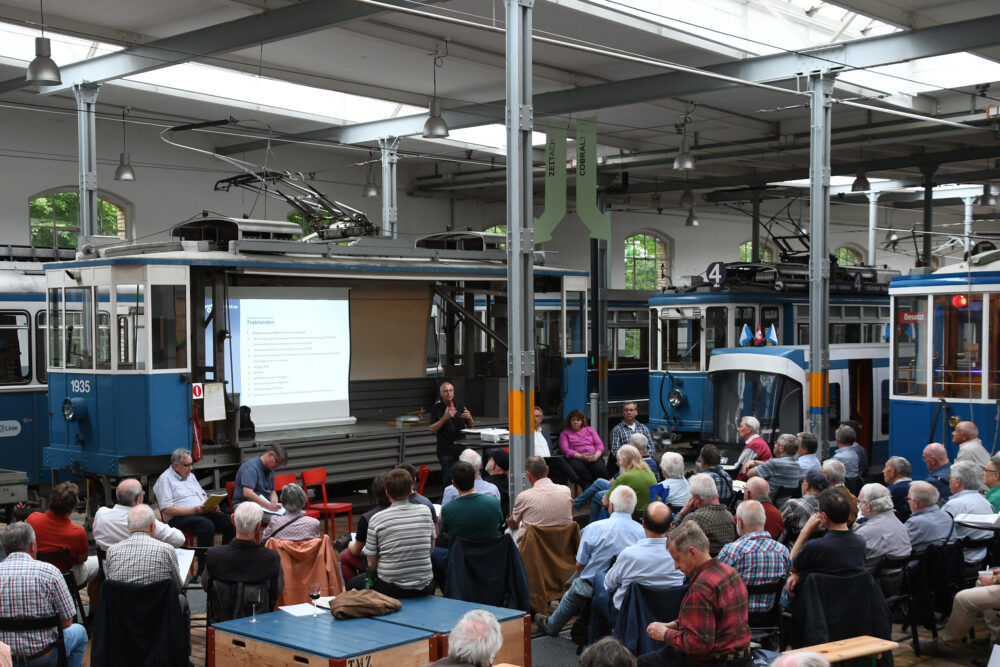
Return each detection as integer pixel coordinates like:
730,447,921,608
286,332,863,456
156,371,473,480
239,405,256,439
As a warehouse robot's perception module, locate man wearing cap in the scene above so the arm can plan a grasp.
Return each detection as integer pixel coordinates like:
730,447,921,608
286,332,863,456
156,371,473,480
780,469,828,545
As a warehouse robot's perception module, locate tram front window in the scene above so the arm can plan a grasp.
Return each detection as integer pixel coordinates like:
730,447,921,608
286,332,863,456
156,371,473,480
706,307,728,355
0,312,30,384
151,285,188,370
932,294,982,398
116,284,146,370
64,287,94,370
702,369,803,446
893,295,927,396
662,318,701,371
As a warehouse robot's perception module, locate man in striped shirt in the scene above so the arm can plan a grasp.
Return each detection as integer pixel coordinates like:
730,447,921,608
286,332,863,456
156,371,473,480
364,468,436,597
0,522,88,667
105,504,182,590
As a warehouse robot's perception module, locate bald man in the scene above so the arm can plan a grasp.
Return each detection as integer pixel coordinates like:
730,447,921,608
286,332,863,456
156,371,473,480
744,477,783,541
922,443,952,501
953,421,989,470
93,478,185,550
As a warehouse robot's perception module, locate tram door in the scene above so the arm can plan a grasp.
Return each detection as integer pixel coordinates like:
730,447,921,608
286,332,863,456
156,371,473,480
847,359,874,454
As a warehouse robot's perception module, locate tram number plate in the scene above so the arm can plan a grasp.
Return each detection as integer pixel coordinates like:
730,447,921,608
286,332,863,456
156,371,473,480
70,379,91,393
707,262,727,287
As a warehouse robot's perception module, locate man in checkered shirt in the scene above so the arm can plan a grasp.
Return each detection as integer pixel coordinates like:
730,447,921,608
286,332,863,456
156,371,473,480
105,505,183,591
0,522,88,667
608,403,654,460
718,500,790,616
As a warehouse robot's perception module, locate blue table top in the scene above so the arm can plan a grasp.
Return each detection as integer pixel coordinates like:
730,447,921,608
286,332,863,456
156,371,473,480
213,612,434,658
376,596,527,634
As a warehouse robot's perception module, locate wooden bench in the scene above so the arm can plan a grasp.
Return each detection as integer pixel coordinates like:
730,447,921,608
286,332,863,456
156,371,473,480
784,635,898,665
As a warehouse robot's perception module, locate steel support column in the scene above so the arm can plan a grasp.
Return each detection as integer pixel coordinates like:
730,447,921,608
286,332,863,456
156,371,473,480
590,231,609,448
751,191,762,262
807,72,833,441
867,192,879,265
920,165,937,266
73,83,100,244
963,196,976,256
378,136,399,238
504,0,534,501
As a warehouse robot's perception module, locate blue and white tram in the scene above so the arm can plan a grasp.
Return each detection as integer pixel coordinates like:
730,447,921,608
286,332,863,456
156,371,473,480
889,254,1000,476
700,343,890,466
648,261,895,443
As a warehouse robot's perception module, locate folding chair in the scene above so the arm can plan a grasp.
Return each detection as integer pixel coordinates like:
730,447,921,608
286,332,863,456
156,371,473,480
0,615,66,667
36,548,87,626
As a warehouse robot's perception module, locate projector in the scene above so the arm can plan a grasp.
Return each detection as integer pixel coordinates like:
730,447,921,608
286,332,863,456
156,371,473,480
479,428,510,443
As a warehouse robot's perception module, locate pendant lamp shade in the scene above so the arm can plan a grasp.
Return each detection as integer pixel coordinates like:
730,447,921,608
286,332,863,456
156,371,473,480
423,98,448,139
114,109,136,182
26,37,61,86
685,208,699,227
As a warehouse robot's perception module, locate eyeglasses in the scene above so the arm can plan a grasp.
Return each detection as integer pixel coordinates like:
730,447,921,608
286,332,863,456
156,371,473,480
986,469,999,475
178,461,193,468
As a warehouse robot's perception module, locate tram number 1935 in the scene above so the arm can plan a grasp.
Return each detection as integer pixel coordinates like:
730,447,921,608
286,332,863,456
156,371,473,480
70,379,91,393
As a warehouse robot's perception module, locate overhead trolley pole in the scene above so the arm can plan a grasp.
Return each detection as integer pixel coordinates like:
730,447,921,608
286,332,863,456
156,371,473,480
505,0,535,501
808,72,834,450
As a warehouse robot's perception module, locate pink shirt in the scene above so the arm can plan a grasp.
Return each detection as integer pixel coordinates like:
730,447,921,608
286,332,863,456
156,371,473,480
559,426,605,458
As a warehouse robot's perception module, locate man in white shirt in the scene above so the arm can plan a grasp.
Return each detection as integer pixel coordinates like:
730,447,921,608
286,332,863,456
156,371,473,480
953,421,990,470
93,478,185,550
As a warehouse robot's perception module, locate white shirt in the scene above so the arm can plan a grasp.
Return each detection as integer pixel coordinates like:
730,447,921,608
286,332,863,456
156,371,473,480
92,504,186,550
534,430,552,458
153,466,207,514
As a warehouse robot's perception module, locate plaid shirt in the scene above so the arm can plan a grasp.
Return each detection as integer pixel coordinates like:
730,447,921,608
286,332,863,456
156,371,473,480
609,420,654,457
717,531,791,612
105,532,182,590
704,465,734,503
781,492,820,538
0,553,76,659
673,504,737,557
663,558,750,660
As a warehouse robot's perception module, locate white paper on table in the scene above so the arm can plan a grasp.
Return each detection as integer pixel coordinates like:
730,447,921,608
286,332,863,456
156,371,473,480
174,548,195,578
280,603,320,617
988,644,1000,667
316,596,336,609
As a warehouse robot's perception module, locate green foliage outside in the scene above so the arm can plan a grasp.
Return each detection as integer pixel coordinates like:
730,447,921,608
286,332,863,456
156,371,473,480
625,234,657,290
739,241,773,262
29,192,122,248
834,246,860,266
624,328,642,359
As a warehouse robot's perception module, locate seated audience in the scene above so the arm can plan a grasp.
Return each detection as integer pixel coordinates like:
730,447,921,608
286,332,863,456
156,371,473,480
785,489,865,600
780,469,827,544
670,473,737,557
508,456,572,548
536,486,643,637
942,460,993,565
601,445,658,515
0,522,87,667
482,449,510,516
718,500,790,614
920,568,1000,658
395,462,438,523
533,407,553,458
854,483,911,570
839,419,869,481
364,469,437,597
26,481,100,603
93,478,184,550
745,433,801,507
698,444,734,505
341,473,391,583
262,483,321,542
734,416,773,477
579,637,637,667
591,502,684,640
744,476,784,541
105,505,182,591
795,432,821,474
821,459,858,526
434,462,504,585
205,503,284,605
831,425,860,487
922,442,952,501
641,522,751,667
985,454,1000,512
904,481,956,555
422,610,504,667
658,452,691,508
953,420,989,470
441,449,501,507
882,456,913,522
233,444,287,510
608,402,655,465
559,409,609,487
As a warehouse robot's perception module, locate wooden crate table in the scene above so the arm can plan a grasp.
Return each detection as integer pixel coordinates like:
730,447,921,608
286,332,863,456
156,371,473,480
374,596,531,667
209,611,434,667
784,635,899,665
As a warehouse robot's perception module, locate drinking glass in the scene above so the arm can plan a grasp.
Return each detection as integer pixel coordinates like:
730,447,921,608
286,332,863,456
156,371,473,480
249,589,261,623
309,582,322,617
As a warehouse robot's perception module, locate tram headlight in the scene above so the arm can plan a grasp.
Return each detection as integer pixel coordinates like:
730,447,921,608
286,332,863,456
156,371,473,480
667,389,684,408
62,397,88,422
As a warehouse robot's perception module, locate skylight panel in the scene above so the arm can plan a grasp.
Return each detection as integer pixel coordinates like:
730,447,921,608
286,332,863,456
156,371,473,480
0,21,122,65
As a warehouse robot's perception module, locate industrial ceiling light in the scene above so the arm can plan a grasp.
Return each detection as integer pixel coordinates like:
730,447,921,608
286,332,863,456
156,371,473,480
422,44,449,139
980,182,997,207
851,147,870,192
362,150,379,198
25,0,61,86
685,208,699,227
113,108,136,182
679,186,695,209
673,114,695,171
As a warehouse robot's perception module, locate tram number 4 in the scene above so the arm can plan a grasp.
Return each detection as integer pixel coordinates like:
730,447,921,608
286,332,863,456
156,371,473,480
70,379,91,393
707,262,727,287
347,656,373,667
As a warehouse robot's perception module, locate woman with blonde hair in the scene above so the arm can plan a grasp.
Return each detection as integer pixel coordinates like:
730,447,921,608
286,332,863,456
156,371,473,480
602,444,657,515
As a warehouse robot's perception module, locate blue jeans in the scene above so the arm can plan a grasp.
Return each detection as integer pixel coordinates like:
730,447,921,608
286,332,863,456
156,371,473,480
438,454,457,488
547,576,594,633
20,623,87,667
573,479,611,523
431,546,450,589
589,570,618,644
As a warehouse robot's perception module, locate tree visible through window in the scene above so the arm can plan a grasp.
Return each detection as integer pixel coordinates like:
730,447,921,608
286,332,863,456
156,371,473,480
738,241,774,262
29,192,126,248
835,246,862,266
625,233,669,291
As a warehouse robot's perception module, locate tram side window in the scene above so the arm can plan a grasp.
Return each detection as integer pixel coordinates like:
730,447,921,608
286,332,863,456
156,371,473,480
116,284,146,370
616,327,648,369
761,306,779,343
48,288,63,369
932,294,982,399
777,380,803,437
663,319,700,371
990,295,1000,399
735,306,755,341
64,287,95,370
893,296,927,396
705,307,727,355
828,382,841,440
0,312,30,384
150,285,188,370
96,285,111,370
35,311,47,383
880,380,889,437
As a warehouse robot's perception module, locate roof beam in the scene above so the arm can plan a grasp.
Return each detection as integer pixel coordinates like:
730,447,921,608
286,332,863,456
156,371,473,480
0,0,443,95
218,12,1000,154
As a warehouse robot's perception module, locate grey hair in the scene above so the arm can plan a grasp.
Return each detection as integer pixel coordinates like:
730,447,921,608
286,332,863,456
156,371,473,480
608,485,638,515
777,433,798,456
859,483,894,514
235,501,264,532
448,610,503,667
908,480,939,508
835,424,857,446
741,416,760,433
628,432,650,453
459,448,482,471
688,473,719,501
668,520,710,554
951,460,984,491
0,522,35,554
660,452,685,479
822,459,846,484
771,652,832,667
170,448,192,464
280,483,308,513
127,504,156,533
886,456,911,477
736,499,766,530
116,478,143,506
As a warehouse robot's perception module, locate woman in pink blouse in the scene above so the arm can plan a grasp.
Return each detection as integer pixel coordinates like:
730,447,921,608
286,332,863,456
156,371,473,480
558,409,610,486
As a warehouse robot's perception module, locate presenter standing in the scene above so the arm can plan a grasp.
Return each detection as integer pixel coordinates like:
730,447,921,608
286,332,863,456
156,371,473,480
429,382,474,488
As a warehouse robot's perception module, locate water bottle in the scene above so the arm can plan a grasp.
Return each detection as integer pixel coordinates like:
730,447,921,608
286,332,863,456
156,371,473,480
365,567,376,591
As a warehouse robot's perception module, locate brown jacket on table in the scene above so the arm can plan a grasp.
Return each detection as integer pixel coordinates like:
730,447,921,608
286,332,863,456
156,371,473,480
519,522,580,615
266,534,344,606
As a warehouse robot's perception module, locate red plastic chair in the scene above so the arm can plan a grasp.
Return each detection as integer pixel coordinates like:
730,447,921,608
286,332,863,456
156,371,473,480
225,481,235,509
274,472,321,520
301,467,353,539
417,465,430,496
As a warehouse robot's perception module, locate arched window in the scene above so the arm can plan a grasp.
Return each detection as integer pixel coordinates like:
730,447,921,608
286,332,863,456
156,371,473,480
834,246,863,266
738,241,774,262
624,232,671,290
29,189,129,248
